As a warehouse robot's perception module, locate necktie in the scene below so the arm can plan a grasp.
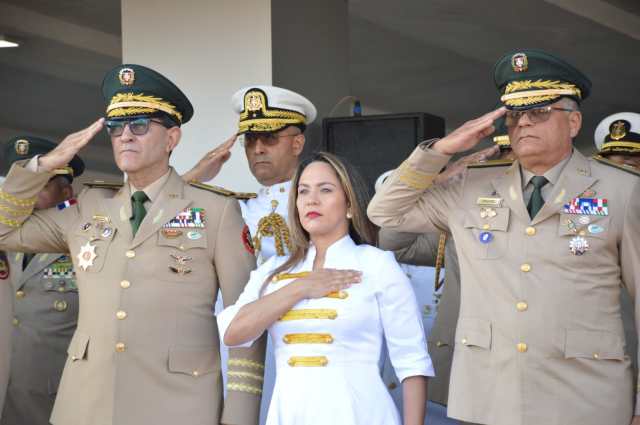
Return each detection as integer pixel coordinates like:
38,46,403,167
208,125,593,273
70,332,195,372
22,253,35,271
527,176,549,219
130,191,149,235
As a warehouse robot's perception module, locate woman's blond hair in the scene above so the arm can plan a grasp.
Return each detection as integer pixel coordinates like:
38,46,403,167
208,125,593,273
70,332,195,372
262,152,378,292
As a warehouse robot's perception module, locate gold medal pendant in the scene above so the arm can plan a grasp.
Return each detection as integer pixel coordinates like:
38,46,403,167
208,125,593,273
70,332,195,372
77,241,97,271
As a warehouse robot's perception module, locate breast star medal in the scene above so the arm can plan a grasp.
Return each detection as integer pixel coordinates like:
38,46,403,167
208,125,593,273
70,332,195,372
77,241,97,271
569,236,589,256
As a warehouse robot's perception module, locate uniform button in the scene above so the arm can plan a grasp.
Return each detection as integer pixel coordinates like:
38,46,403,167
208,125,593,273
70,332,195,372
54,300,68,312
125,250,136,258
179,245,185,251
115,342,126,352
482,224,490,230
525,226,536,236
12,318,19,326
517,342,528,353
116,310,127,320
436,341,444,347
120,280,131,289
579,230,586,236
461,338,468,345
520,263,531,272
15,290,25,300
593,353,600,359
516,301,528,312
192,370,200,377
388,381,398,390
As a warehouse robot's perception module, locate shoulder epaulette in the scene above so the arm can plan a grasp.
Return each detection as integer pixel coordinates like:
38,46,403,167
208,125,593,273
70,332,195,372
592,155,640,177
467,159,514,169
188,181,257,200
82,181,124,190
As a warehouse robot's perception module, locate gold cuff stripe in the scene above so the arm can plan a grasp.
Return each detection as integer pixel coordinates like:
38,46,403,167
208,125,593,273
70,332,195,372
227,382,263,395
0,189,37,208
228,358,265,370
397,162,435,191
0,203,32,216
283,333,334,344
272,271,311,283
287,356,328,367
0,215,22,228
602,141,640,149
107,93,182,122
227,371,264,382
280,309,338,321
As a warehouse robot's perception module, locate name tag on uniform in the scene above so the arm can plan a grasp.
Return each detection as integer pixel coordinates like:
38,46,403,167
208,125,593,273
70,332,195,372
476,197,502,207
563,197,608,216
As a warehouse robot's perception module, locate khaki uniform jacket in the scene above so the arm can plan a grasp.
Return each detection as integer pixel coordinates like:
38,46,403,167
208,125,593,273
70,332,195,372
369,146,640,425
379,230,460,406
0,251,11,415
0,164,266,425
1,252,77,425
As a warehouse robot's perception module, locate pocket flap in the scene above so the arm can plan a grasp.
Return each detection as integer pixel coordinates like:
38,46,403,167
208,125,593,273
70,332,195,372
564,329,624,360
67,332,89,361
168,347,219,376
456,318,491,349
463,208,510,232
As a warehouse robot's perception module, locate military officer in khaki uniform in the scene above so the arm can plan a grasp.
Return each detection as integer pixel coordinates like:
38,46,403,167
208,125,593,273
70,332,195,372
0,64,265,425
369,50,640,425
0,251,11,415
0,136,84,425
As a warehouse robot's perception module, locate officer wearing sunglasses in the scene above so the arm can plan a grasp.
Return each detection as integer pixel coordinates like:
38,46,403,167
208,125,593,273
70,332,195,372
0,64,265,425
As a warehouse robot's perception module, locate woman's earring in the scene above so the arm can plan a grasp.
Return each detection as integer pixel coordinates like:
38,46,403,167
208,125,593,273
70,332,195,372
346,211,353,219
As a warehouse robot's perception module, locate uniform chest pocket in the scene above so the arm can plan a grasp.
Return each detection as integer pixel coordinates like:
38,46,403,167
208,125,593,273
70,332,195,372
73,226,117,273
463,207,510,259
155,230,212,282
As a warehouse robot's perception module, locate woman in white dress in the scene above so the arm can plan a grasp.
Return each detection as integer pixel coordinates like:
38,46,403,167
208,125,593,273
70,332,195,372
218,152,434,425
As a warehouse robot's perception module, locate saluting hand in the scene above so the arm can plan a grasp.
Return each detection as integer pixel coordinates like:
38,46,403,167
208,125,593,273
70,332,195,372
432,107,506,156
181,134,237,183
297,268,362,299
38,118,104,172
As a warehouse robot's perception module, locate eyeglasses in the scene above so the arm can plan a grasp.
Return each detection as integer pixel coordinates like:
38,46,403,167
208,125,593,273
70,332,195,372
105,117,170,137
505,106,574,127
242,132,299,148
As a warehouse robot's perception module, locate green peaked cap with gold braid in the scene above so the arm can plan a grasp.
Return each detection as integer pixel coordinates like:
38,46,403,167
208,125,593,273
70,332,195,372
493,49,592,111
102,64,194,125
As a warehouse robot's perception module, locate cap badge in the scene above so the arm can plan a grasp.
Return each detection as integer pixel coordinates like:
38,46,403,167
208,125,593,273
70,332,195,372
14,139,29,155
118,67,135,86
610,120,627,141
511,53,528,72
246,91,264,112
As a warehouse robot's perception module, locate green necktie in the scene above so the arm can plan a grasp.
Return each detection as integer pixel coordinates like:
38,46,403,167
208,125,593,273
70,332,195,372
527,176,549,219
130,191,149,236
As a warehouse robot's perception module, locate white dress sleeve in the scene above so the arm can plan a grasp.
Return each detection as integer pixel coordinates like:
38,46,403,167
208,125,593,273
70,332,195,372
216,256,278,348
375,250,435,381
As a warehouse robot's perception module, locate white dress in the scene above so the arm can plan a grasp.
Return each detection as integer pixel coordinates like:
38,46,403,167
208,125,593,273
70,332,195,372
217,235,434,425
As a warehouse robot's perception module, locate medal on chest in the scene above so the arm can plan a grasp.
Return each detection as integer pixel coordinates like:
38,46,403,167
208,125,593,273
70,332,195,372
77,241,97,271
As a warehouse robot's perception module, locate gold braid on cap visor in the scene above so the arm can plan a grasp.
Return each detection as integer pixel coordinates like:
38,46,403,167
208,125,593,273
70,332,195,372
500,80,581,107
106,93,183,123
238,109,306,133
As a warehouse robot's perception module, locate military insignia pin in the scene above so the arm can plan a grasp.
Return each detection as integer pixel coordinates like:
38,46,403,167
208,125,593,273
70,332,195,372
118,67,135,86
14,139,29,155
610,120,627,141
162,228,183,238
77,241,97,271
511,52,528,72
0,257,8,280
569,236,589,255
479,231,493,244
480,207,497,219
588,224,604,234
245,90,265,112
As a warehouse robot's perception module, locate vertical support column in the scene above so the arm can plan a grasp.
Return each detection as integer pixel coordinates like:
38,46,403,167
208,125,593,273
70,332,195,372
121,0,273,191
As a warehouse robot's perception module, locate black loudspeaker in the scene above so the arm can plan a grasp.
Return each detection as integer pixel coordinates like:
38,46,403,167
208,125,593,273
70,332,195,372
322,113,445,192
